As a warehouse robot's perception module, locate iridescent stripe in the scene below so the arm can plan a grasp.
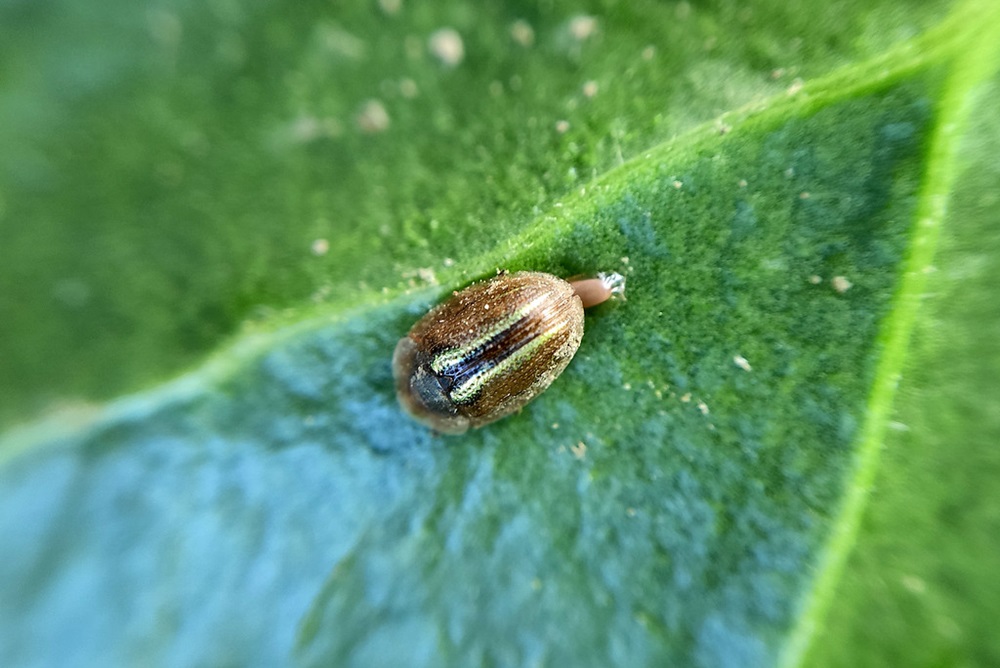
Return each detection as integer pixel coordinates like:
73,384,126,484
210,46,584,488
449,322,565,404
429,292,550,375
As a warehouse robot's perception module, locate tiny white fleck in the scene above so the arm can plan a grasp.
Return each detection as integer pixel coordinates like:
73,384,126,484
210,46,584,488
378,0,402,15
570,441,588,460
832,275,853,293
582,80,598,98
510,19,535,47
733,355,752,372
673,180,683,189
311,238,330,256
555,120,570,133
356,99,389,133
429,28,464,67
697,401,709,415
569,15,598,40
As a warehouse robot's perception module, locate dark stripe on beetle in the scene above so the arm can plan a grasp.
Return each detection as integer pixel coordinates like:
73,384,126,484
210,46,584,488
436,313,542,390
429,292,547,375
448,325,564,404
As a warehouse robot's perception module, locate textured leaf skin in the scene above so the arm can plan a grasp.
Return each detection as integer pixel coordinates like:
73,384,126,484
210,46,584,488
1,83,932,665
2,0,999,666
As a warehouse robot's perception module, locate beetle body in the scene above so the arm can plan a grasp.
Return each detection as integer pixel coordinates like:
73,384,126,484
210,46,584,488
394,271,584,433
394,270,624,433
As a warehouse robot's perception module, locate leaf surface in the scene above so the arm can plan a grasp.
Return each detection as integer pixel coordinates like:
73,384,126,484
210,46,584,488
0,1,997,666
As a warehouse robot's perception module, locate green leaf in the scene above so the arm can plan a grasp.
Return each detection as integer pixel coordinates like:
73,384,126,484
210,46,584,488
1,1,997,666
805,50,1000,668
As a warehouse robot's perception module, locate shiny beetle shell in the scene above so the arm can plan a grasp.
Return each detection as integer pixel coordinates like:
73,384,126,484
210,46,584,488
393,271,586,434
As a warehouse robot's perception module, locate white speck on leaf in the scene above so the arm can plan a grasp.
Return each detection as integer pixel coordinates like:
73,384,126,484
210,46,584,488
510,20,534,47
356,99,390,133
832,275,853,293
429,28,464,67
310,238,329,256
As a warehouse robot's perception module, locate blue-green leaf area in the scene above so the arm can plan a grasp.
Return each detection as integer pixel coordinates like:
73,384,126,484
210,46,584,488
0,77,934,666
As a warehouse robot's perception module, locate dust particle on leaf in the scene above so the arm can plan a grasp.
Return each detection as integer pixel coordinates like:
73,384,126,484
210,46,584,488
510,20,534,47
832,276,853,293
356,99,390,133
310,239,329,256
569,15,598,41
429,28,464,67
378,0,402,15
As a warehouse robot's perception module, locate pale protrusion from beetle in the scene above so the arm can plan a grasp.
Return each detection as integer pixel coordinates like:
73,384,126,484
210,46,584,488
568,271,626,308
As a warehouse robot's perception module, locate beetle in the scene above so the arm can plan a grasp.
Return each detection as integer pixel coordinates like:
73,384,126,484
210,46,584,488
393,270,624,433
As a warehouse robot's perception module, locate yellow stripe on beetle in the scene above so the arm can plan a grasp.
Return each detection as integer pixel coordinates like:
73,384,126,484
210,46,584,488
393,270,625,434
